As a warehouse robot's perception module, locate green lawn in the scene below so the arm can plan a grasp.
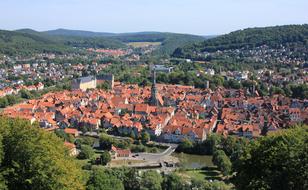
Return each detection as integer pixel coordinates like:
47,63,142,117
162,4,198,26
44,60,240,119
108,159,146,167
175,167,223,181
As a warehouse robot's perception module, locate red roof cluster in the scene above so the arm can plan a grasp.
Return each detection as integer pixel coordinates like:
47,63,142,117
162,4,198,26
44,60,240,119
1,83,307,141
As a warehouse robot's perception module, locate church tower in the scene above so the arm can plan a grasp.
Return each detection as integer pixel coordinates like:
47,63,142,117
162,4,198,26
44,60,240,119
150,70,158,106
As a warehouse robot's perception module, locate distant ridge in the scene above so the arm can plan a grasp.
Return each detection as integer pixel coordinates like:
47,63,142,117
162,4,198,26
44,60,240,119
44,28,115,37
1,28,207,56
43,29,198,37
40,29,207,55
15,28,41,34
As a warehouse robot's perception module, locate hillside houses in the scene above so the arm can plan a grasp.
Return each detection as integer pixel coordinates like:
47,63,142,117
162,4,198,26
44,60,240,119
0,82,44,98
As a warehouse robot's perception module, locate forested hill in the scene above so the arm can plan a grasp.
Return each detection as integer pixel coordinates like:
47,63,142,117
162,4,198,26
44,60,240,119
44,29,204,43
173,24,308,61
1,28,205,56
155,34,204,55
119,32,206,55
0,30,72,56
145,33,206,55
17,29,126,50
0,29,126,56
45,29,206,56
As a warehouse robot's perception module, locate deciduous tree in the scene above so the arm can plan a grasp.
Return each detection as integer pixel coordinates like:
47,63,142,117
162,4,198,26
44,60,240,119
0,117,85,190
140,170,163,190
234,125,308,190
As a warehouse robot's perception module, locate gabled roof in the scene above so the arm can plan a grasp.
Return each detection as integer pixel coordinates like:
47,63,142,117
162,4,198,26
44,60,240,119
135,104,149,113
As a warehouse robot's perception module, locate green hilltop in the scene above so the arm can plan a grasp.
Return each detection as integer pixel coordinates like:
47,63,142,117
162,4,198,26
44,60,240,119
0,30,71,56
173,24,308,60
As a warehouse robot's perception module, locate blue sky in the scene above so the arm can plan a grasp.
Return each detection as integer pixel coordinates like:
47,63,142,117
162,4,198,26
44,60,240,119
0,0,307,35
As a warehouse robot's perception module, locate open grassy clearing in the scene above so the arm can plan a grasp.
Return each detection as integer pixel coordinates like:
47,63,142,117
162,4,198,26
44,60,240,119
175,167,223,181
109,159,146,167
127,42,162,48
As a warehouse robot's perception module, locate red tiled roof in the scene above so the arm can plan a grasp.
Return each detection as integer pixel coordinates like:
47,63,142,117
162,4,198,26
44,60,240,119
64,128,78,135
64,141,76,149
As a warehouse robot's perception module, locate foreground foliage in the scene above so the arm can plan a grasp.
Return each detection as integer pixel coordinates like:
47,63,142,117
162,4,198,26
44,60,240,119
0,117,85,190
0,117,306,190
234,125,308,190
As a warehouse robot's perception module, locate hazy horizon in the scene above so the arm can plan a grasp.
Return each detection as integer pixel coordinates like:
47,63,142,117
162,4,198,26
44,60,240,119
1,0,308,35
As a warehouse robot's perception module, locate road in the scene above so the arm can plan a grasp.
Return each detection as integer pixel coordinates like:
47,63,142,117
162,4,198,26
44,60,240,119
106,134,178,161
134,143,178,161
100,134,179,163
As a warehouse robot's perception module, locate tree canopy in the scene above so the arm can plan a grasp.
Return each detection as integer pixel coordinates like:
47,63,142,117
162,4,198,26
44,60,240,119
140,170,163,190
77,145,95,160
162,173,188,190
0,116,85,190
233,125,308,190
100,151,111,166
212,150,232,176
86,169,124,190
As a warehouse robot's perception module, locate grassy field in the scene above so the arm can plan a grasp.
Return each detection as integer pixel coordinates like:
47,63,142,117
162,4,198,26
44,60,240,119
127,42,161,48
109,159,146,167
175,167,223,181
